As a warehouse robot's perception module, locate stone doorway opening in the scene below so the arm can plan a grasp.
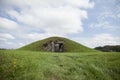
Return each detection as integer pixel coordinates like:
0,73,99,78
43,40,65,52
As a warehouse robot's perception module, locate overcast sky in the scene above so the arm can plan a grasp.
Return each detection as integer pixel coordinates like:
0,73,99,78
0,0,120,49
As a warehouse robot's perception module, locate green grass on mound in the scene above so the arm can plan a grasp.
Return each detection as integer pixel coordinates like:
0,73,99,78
0,50,120,80
19,37,96,52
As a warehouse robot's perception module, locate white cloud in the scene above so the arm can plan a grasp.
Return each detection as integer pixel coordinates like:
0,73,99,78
0,0,95,48
0,33,15,40
1,0,94,9
68,0,94,8
98,8,117,19
23,32,65,42
0,17,20,30
0,41,25,49
90,21,110,28
89,4,120,31
18,42,25,47
2,0,94,35
117,13,120,18
90,21,120,31
73,33,120,48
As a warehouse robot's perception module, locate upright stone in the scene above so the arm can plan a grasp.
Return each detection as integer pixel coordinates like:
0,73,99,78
55,43,59,52
51,41,55,52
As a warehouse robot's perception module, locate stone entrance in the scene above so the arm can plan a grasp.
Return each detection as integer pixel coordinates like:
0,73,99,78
43,40,64,52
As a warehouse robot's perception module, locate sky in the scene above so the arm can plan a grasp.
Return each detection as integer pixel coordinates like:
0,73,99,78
0,0,120,49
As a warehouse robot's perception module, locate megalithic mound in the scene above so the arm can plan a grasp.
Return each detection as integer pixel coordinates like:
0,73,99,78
19,37,97,52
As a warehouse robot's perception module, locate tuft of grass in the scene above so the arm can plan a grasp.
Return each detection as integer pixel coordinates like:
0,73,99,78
0,50,120,80
18,36,97,52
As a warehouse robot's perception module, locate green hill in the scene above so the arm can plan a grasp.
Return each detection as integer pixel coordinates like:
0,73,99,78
19,37,96,52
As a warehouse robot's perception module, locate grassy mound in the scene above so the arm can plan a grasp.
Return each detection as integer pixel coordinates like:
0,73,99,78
19,37,96,52
0,50,120,80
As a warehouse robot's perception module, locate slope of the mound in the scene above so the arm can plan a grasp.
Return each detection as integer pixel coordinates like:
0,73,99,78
19,37,96,52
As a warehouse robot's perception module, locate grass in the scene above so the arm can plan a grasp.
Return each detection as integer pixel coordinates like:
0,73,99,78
0,50,120,80
19,37,96,52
